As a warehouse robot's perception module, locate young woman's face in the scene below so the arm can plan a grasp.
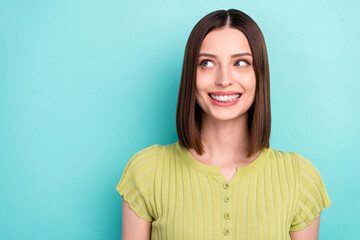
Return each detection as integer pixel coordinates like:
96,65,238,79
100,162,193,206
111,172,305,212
196,26,256,121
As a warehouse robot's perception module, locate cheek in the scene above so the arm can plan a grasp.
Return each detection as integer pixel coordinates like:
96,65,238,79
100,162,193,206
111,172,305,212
240,72,256,92
195,73,211,95
195,75,211,110
247,75,257,103
248,78,256,93
195,89,207,109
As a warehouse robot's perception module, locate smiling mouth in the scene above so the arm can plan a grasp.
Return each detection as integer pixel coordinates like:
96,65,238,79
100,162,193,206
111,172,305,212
208,93,242,103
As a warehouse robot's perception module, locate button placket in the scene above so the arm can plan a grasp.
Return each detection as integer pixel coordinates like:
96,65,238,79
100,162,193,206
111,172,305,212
222,182,231,237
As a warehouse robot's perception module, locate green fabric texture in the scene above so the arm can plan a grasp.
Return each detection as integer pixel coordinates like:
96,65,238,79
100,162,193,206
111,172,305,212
116,141,331,239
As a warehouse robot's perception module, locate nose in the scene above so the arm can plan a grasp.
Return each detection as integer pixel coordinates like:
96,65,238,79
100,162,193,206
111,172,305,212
215,66,233,87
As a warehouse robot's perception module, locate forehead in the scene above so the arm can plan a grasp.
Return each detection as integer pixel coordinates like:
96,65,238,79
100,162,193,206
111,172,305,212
199,27,251,55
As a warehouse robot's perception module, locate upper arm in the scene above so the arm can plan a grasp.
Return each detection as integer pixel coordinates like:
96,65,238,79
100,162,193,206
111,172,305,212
290,214,321,240
122,199,152,240
115,145,158,239
289,153,331,233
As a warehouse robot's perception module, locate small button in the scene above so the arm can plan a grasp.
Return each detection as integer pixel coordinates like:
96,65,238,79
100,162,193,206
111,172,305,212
224,211,231,220
223,227,230,235
223,183,230,189
224,196,230,203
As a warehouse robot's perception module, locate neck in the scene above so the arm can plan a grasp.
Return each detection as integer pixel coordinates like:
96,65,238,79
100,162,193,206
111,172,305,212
196,112,253,166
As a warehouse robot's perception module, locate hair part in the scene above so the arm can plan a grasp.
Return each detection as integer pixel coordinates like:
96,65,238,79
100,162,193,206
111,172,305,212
176,9,271,158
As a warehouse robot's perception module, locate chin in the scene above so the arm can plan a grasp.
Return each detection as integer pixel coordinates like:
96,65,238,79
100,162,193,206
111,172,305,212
207,111,246,122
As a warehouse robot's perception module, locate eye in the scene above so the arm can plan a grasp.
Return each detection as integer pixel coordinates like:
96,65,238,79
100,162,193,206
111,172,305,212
235,60,250,67
200,59,215,68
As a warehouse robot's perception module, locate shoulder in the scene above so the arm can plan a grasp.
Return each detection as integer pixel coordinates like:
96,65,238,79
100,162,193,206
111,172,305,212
116,144,160,222
266,148,325,184
153,141,178,153
265,147,299,168
126,142,179,167
294,152,323,178
148,141,180,160
129,144,159,162
284,151,332,231
119,145,159,184
267,147,318,170
293,152,329,196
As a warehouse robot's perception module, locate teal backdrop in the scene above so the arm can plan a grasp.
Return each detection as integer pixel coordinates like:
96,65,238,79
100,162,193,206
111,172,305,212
1,0,359,239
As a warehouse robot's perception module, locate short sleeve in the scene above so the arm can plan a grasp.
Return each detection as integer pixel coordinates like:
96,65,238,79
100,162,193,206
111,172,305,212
290,153,332,231
115,145,157,222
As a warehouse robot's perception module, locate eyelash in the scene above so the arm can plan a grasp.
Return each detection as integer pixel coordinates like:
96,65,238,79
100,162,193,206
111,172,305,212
199,59,250,67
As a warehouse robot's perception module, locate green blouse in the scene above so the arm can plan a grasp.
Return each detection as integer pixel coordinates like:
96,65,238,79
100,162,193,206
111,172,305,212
116,141,331,239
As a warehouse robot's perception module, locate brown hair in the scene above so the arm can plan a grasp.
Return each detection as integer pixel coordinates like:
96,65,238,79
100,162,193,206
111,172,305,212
176,9,271,158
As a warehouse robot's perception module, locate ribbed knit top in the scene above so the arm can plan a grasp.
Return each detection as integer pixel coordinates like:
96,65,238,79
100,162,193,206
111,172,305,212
115,141,331,239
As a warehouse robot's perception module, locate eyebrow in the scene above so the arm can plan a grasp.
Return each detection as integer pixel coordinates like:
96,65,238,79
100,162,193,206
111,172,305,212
198,52,252,58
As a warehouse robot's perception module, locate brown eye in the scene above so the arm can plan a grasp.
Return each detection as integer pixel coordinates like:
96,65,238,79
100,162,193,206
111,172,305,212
200,59,214,68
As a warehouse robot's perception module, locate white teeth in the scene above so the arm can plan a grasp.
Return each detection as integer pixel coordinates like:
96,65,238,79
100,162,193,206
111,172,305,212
210,94,241,102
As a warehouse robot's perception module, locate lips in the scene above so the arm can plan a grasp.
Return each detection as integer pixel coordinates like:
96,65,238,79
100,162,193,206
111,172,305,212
207,91,242,106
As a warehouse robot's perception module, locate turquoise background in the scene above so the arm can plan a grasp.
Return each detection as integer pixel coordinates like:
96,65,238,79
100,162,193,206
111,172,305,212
1,0,359,239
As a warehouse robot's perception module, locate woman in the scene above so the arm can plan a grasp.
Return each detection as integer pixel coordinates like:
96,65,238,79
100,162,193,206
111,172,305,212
116,9,331,240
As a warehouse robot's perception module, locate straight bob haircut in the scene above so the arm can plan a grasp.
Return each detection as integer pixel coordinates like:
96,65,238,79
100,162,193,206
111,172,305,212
176,9,271,158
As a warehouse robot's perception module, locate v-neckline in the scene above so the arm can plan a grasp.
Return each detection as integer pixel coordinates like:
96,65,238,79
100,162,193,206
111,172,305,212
176,141,271,184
